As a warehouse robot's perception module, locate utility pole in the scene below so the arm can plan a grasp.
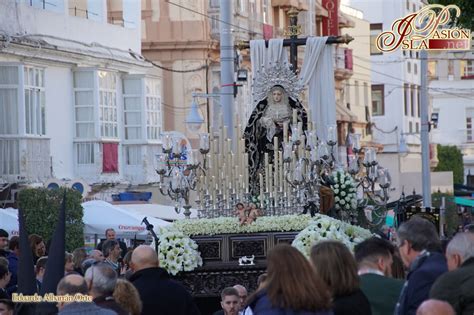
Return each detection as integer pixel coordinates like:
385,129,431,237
219,0,234,145
420,49,431,207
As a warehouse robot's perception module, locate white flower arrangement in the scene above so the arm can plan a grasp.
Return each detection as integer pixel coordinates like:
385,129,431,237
152,226,203,275
292,215,372,257
331,170,358,214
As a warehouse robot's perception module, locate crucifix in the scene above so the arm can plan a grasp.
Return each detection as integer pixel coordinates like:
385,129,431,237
236,6,354,72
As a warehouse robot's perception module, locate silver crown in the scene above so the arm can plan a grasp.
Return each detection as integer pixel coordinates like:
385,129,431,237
252,61,304,104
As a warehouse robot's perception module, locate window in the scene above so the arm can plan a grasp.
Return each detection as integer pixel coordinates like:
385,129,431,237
102,142,118,173
0,66,19,135
411,85,415,117
125,145,141,165
412,4,416,12
371,85,384,116
123,77,142,140
404,83,409,116
345,82,351,109
409,121,413,133
69,0,105,21
448,60,454,80
0,139,19,175
407,61,411,73
414,63,417,75
145,79,161,140
73,71,95,138
235,0,248,15
209,0,219,8
417,86,421,118
262,0,269,23
249,0,256,15
76,142,95,164
467,109,474,142
354,81,359,107
406,0,410,10
416,122,419,133
428,61,437,79
370,24,383,55
363,82,369,107
460,60,474,79
98,71,118,138
210,13,220,34
24,66,45,135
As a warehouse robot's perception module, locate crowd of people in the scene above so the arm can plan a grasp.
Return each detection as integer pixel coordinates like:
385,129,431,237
0,216,472,315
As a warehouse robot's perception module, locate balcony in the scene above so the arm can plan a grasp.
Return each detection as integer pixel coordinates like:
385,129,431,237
334,47,353,80
0,137,51,183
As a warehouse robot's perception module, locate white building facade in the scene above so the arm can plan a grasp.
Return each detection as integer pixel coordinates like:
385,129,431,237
0,0,162,187
343,0,451,199
430,50,474,184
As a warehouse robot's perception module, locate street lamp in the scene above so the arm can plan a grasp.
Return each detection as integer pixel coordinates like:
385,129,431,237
185,97,204,132
186,92,222,133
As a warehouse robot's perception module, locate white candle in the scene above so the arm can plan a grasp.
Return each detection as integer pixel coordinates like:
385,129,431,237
268,164,273,194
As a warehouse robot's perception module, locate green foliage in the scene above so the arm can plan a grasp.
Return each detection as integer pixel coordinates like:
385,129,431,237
428,0,474,30
434,144,464,185
18,188,84,252
432,192,458,237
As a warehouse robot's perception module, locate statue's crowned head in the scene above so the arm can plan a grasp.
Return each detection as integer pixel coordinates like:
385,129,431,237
268,85,289,107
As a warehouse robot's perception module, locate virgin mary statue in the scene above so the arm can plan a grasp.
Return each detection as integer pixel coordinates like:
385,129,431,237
244,84,307,195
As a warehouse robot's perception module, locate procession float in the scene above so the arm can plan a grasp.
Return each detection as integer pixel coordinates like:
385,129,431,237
149,9,432,313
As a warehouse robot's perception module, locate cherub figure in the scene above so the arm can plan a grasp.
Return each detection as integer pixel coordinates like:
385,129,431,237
246,203,262,225
235,203,247,226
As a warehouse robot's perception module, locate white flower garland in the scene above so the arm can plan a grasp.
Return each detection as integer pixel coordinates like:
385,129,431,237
331,170,358,213
172,214,314,236
292,216,372,257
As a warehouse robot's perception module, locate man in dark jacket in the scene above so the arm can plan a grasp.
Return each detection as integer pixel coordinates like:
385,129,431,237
0,229,9,258
129,245,200,315
354,237,404,315
97,229,128,259
430,232,474,314
6,236,19,294
394,216,448,315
